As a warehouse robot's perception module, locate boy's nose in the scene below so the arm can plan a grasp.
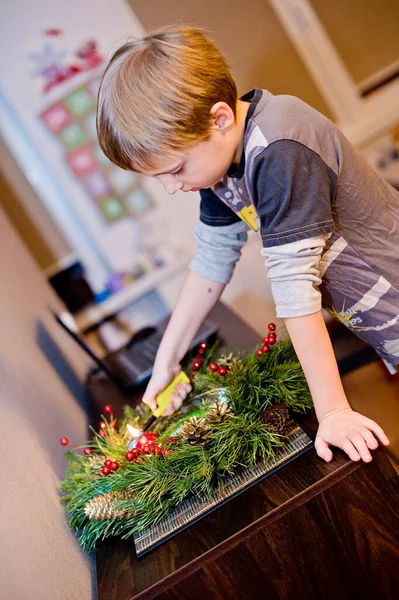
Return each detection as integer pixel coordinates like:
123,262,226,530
159,176,183,195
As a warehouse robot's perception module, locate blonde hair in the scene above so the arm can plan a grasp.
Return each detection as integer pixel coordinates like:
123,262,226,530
97,25,237,171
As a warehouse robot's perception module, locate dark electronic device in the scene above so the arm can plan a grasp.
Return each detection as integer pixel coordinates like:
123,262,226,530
51,309,218,390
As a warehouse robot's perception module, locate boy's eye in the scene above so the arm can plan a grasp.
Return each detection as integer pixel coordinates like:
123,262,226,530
171,166,184,178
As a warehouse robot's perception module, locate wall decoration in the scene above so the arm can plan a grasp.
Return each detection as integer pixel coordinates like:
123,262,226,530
40,71,153,225
30,29,103,94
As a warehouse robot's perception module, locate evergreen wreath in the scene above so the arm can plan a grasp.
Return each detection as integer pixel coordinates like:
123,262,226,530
60,329,312,551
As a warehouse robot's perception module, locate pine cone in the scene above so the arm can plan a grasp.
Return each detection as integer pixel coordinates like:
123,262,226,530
180,416,211,445
84,491,133,521
87,454,105,475
206,400,233,425
218,352,243,369
259,403,293,435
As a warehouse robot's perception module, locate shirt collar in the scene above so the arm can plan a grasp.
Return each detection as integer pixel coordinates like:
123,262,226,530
227,88,263,179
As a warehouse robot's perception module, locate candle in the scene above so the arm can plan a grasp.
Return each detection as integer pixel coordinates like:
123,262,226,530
126,424,143,450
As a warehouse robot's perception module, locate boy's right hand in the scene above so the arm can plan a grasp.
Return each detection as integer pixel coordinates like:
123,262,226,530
142,364,192,416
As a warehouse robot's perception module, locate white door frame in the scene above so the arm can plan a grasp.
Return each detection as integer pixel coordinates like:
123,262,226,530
268,0,399,147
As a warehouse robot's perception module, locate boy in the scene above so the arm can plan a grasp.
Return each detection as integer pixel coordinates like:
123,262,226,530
97,25,397,463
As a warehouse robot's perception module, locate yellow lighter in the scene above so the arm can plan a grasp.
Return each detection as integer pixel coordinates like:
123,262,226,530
153,371,191,417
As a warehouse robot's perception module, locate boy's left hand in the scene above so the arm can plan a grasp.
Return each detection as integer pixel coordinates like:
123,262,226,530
315,407,390,463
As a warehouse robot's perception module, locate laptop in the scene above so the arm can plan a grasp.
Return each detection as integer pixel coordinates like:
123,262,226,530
52,309,219,390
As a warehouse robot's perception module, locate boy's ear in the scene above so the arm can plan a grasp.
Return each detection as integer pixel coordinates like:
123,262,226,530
210,102,235,132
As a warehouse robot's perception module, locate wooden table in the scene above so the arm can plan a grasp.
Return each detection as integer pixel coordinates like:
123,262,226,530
86,302,399,600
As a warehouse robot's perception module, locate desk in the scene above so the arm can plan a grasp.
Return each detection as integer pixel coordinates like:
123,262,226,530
87,302,399,600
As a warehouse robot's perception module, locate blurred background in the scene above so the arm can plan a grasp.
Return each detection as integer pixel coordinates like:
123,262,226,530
1,0,399,340
0,2,398,599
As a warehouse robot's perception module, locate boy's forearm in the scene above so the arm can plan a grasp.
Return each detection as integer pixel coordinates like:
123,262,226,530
284,311,350,420
155,270,225,367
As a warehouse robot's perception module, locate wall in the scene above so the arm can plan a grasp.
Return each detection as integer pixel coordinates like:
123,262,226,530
129,0,333,118
0,206,95,600
0,136,72,272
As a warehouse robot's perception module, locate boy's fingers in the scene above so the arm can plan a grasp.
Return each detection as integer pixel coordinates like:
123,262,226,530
358,427,379,450
314,437,333,462
361,417,390,445
142,396,157,410
170,391,183,406
174,383,188,398
162,394,183,416
171,393,183,411
163,402,175,416
347,432,372,462
341,438,361,462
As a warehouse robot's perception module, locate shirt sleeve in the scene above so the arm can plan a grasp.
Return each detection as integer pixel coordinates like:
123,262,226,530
189,220,249,284
250,139,337,317
251,139,336,248
261,234,331,318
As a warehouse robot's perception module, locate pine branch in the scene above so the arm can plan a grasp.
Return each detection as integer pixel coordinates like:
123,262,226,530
60,336,312,550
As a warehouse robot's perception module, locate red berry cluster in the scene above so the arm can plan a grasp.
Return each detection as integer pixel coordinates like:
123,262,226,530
59,437,92,456
209,362,228,376
124,433,176,465
257,323,277,358
101,458,119,477
191,341,208,378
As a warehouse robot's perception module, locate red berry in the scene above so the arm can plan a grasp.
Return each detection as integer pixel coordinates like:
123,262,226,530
262,337,269,345
268,323,276,331
262,344,270,353
110,461,119,471
60,437,69,446
209,362,219,372
142,444,152,454
268,335,276,345
153,443,163,455
136,433,158,452
126,448,141,461
104,459,112,467
200,342,208,349
100,430,106,437
257,349,264,357
83,448,92,455
99,421,107,429
104,405,112,414
197,347,205,355
192,360,201,371
268,332,276,339
101,467,110,476
218,366,228,376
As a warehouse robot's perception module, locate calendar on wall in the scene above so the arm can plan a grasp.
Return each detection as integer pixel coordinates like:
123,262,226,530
40,74,153,225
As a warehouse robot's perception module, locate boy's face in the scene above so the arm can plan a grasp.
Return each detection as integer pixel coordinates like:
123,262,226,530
144,135,236,194
143,102,243,194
